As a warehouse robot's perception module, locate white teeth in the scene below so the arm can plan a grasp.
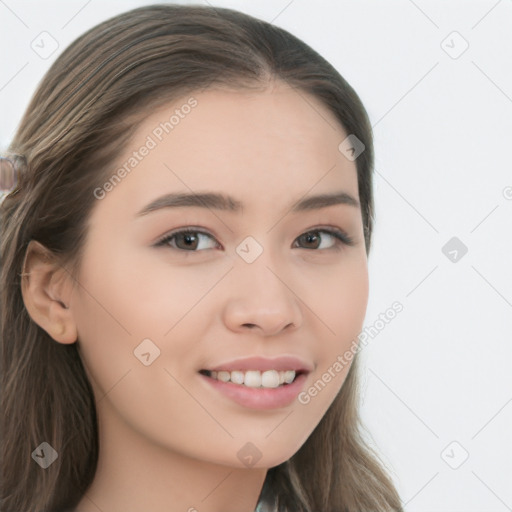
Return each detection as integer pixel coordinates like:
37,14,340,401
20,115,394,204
207,369,297,388
230,370,245,385
217,371,230,382
244,370,261,387
283,370,296,384
261,370,280,388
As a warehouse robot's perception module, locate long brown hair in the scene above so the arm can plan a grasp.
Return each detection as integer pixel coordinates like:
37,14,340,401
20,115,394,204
1,4,402,511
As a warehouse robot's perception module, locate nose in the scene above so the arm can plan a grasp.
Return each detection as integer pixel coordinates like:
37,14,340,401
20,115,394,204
222,254,304,337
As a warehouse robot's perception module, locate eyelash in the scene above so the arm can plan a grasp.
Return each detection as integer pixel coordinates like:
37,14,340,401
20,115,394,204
154,226,355,252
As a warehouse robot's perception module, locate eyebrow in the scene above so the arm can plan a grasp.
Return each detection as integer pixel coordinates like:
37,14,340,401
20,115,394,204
136,190,360,217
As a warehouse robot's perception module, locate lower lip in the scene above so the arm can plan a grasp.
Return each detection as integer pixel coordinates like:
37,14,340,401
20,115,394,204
199,372,308,410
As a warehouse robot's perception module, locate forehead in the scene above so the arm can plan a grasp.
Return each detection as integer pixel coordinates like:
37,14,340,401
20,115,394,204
102,82,359,214
154,82,346,152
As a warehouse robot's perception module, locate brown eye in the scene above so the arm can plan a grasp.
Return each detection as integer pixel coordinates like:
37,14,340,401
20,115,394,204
155,229,219,251
297,231,323,249
294,229,353,250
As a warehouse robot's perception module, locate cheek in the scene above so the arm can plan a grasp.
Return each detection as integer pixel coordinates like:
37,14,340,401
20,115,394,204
311,254,369,352
299,256,368,409
70,243,219,394
74,242,202,338
69,243,158,396
335,262,368,348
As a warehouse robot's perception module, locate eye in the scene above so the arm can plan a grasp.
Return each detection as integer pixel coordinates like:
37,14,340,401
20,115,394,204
154,226,355,252
155,229,219,251
293,228,354,250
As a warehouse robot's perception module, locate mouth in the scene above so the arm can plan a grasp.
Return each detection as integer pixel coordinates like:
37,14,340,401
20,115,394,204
198,368,307,388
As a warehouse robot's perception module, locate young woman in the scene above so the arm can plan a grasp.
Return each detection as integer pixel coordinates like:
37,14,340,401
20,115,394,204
0,4,403,511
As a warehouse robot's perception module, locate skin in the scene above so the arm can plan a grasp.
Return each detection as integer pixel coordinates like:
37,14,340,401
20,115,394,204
22,80,369,512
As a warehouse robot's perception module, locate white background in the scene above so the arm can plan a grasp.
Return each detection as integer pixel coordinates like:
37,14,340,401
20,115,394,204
1,1,511,510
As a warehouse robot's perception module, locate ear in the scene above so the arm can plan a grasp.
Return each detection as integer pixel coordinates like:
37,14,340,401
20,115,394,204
21,240,78,344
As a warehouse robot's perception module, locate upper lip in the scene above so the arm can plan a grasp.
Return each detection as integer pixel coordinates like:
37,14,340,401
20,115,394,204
203,355,314,373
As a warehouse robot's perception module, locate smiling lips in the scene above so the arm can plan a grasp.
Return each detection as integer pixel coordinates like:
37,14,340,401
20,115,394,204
199,355,312,390
201,369,298,388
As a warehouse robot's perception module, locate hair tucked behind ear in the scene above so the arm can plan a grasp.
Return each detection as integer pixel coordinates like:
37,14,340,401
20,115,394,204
1,4,401,511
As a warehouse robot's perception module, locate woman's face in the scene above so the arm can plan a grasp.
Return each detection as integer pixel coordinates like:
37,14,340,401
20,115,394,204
71,82,369,469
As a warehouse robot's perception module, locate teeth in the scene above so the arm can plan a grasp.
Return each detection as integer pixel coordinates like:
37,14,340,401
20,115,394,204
230,370,244,385
217,371,230,382
261,370,280,388
283,370,295,384
207,369,297,388
244,370,263,387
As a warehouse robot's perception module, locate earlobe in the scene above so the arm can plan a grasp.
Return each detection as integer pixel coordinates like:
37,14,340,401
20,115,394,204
20,240,78,344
